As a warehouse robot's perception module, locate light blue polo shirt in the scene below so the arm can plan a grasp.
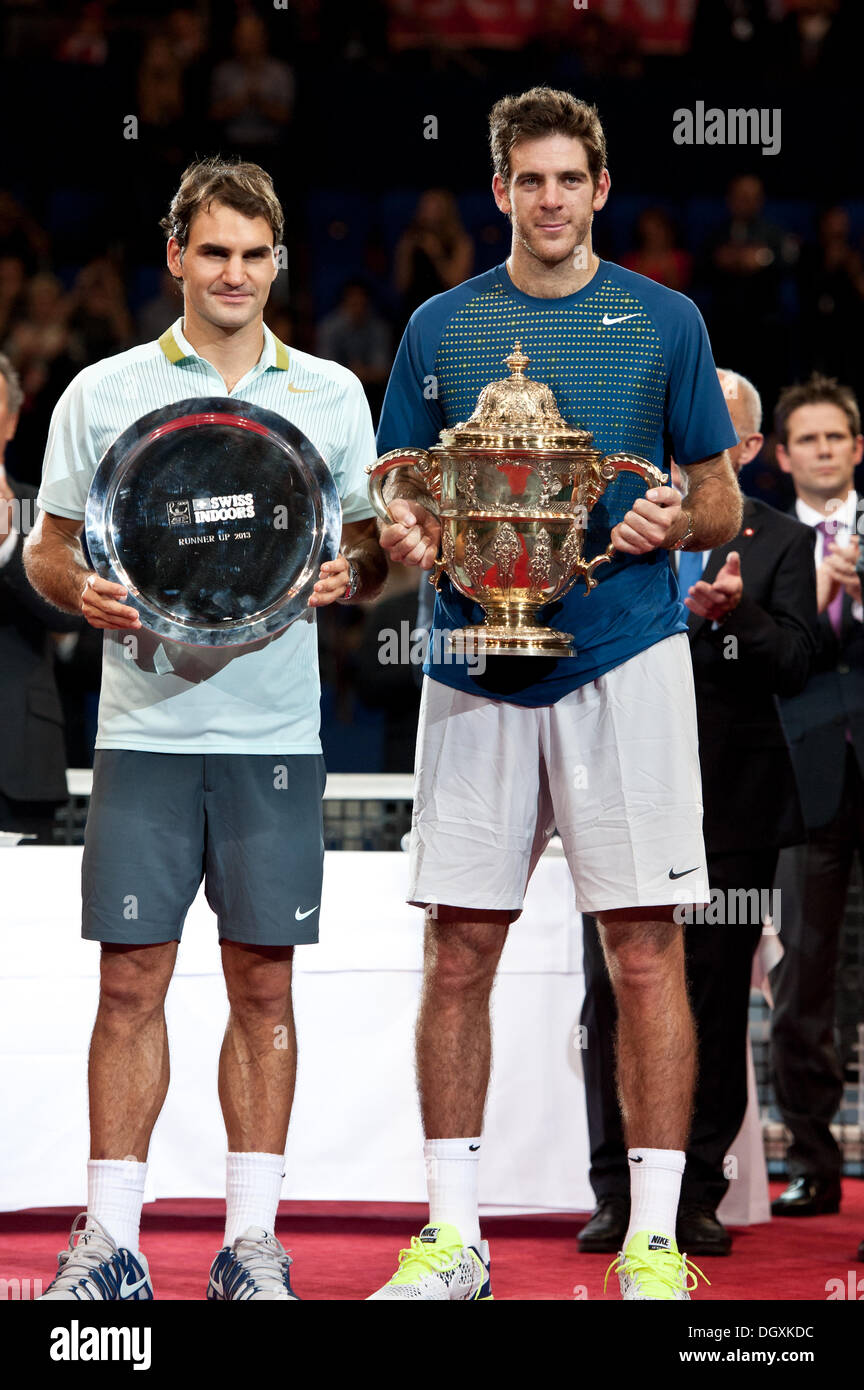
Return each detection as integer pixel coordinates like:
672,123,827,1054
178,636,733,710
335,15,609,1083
37,319,377,754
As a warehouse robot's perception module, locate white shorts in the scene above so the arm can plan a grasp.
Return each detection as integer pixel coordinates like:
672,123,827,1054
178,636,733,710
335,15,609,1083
409,633,707,918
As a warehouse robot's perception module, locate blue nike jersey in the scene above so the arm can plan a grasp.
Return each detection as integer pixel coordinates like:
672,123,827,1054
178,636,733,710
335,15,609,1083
376,260,737,705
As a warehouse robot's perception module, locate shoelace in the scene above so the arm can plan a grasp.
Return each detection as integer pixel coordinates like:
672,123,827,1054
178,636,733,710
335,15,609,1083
50,1215,121,1293
231,1232,294,1295
393,1235,461,1281
603,1247,710,1298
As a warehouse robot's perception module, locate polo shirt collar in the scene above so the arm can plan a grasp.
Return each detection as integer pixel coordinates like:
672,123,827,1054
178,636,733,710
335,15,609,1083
157,318,291,374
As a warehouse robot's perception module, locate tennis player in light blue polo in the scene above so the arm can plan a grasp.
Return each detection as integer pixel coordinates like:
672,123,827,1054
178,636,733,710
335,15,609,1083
25,158,387,1301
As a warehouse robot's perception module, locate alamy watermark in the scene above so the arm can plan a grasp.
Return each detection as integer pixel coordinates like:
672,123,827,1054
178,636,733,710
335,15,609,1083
674,887,780,929
378,621,488,675
673,102,781,157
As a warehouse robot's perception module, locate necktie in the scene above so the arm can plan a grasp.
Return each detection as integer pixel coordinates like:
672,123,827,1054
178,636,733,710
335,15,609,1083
677,548,704,596
816,520,844,634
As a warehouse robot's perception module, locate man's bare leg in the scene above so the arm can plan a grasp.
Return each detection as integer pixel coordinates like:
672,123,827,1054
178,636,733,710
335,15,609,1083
413,907,509,1246
597,907,696,1247
89,941,178,1158
416,908,510,1135
217,941,295,1247
219,941,296,1150
86,940,178,1251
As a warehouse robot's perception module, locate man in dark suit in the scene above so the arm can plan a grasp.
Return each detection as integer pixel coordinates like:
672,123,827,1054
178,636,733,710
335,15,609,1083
0,352,80,842
769,373,864,1217
579,369,818,1255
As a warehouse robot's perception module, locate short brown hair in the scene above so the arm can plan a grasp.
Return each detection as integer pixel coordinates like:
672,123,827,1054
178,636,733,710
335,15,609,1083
774,372,861,446
489,87,607,187
160,157,284,254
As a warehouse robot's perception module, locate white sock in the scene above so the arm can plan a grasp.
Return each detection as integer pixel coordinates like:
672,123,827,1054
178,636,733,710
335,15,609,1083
424,1137,482,1248
624,1147,685,1248
87,1159,148,1254
224,1151,285,1247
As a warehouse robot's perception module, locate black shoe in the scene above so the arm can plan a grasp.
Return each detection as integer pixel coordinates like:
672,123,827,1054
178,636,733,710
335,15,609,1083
676,1202,732,1256
577,1196,629,1253
771,1175,841,1217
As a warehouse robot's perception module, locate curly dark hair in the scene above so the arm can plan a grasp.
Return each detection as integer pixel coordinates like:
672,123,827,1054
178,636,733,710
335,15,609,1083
488,87,607,187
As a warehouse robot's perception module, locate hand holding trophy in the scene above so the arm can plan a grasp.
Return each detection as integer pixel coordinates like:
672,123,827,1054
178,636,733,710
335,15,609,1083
367,343,667,657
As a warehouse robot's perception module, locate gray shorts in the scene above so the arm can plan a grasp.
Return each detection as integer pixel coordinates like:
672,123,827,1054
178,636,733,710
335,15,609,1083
82,750,326,946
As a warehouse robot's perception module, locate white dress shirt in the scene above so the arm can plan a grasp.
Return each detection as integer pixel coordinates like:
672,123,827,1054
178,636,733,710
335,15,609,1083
795,489,863,624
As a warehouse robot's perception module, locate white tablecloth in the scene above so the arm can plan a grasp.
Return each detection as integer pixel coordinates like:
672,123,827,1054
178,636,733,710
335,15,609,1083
0,847,767,1221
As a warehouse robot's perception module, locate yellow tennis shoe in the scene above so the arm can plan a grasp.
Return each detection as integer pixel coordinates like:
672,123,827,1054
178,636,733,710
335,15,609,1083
367,1223,493,1301
605,1230,709,1301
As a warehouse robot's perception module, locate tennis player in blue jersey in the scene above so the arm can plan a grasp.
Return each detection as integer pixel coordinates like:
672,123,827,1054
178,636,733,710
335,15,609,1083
368,88,743,1302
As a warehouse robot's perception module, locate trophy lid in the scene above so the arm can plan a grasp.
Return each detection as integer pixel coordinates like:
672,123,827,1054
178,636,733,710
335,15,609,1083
438,342,596,451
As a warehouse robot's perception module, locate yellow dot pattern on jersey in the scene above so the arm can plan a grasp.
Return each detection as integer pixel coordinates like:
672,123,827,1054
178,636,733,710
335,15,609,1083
436,279,668,524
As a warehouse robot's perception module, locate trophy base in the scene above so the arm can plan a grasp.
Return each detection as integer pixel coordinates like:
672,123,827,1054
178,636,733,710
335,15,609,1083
448,624,575,658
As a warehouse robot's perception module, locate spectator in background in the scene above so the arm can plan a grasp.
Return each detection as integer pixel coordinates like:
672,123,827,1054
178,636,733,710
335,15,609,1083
0,353,81,843
4,273,71,403
319,0,388,64
393,190,474,324
4,273,88,486
65,258,133,362
772,0,862,83
579,368,817,1258
622,208,692,293
210,13,295,151
55,1,109,66
704,174,792,406
0,191,49,274
166,6,209,100
137,35,185,133
316,280,391,418
770,372,864,1218
798,206,864,405
690,0,772,76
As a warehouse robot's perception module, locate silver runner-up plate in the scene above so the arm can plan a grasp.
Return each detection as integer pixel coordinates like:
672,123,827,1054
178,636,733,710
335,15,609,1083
85,397,342,647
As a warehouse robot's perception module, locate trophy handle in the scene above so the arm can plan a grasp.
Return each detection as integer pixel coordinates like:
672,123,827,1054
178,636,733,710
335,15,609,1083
577,453,670,596
366,448,441,525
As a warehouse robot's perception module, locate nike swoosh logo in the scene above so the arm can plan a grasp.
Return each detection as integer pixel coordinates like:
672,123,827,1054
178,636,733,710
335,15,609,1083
119,1271,149,1297
601,313,641,326
468,1144,480,1151
669,867,698,880
295,905,319,920
629,1155,643,1163
287,382,316,393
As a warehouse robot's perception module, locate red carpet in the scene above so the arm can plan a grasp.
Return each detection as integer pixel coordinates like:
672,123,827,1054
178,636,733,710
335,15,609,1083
2,1182,862,1300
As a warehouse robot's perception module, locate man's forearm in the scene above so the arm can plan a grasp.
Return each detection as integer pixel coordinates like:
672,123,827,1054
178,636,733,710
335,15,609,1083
666,455,743,551
23,529,91,615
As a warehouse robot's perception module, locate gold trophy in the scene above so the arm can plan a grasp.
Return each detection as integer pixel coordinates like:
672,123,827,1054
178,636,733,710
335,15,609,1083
367,343,667,657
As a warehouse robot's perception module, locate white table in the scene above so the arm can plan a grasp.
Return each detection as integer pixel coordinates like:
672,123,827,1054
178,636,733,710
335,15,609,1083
0,846,768,1222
